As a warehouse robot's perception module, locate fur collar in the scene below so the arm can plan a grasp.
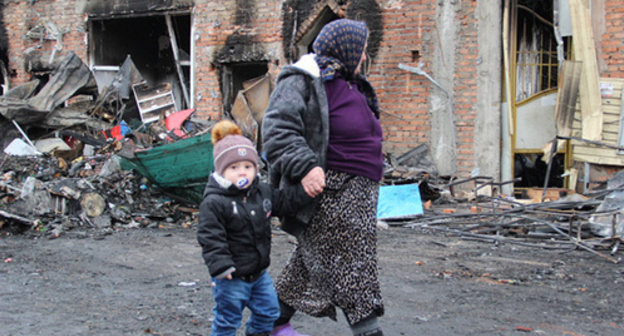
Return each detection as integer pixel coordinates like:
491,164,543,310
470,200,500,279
292,54,320,78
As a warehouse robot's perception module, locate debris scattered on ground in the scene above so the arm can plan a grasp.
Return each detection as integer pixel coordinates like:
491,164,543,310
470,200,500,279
0,52,621,265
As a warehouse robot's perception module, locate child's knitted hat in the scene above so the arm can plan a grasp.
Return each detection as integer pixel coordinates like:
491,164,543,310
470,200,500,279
211,120,258,175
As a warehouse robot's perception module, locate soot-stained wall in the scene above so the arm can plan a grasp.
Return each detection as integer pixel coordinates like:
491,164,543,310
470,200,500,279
0,1,10,93
2,0,623,186
280,0,383,63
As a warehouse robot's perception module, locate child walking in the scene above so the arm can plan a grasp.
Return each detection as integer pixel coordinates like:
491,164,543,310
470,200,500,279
197,120,311,336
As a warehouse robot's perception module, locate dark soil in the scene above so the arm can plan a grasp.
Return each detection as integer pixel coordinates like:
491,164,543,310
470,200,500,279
1,225,623,336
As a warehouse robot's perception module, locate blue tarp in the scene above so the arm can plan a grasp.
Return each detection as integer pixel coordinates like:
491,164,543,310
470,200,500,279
377,183,424,219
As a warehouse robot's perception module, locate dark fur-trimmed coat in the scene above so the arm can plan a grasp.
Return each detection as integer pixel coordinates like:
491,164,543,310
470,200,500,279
261,54,329,236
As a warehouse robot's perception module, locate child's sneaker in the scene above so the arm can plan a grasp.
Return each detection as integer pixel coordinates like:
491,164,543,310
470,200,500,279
270,323,309,336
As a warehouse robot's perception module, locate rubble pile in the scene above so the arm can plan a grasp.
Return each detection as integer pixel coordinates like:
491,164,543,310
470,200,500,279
380,177,623,263
379,145,623,263
0,53,208,237
0,151,196,237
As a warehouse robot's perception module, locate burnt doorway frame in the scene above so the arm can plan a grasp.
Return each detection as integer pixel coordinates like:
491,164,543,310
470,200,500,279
220,62,269,118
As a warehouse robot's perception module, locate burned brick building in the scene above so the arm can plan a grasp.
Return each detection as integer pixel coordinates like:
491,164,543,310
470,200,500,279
1,0,623,195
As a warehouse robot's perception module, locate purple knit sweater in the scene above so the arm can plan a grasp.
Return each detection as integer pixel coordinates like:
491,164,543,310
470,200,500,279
324,77,384,181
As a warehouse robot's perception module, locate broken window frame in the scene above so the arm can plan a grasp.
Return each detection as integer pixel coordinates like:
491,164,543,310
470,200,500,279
505,0,573,193
514,4,569,103
86,10,194,114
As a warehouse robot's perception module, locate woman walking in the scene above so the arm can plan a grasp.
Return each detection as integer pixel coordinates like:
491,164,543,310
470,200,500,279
262,18,385,336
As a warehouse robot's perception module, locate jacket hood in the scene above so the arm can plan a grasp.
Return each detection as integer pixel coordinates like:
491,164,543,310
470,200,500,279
202,172,259,198
277,54,320,81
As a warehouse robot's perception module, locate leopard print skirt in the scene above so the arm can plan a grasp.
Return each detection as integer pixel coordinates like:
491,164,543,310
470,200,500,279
275,169,384,325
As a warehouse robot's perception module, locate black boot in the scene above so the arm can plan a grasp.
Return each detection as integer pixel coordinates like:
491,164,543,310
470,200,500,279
351,314,383,336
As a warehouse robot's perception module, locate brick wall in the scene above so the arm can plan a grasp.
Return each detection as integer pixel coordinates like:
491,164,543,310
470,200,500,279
372,1,434,158
2,0,623,181
371,1,479,177
602,0,624,76
193,1,234,121
192,1,283,121
4,0,86,85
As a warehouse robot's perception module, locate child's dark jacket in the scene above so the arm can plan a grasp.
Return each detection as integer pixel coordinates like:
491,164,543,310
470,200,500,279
197,173,310,279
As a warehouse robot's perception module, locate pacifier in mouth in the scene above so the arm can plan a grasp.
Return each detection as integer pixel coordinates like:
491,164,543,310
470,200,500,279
236,177,250,188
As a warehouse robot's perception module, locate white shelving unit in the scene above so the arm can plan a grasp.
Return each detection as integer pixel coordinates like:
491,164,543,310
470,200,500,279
132,81,176,124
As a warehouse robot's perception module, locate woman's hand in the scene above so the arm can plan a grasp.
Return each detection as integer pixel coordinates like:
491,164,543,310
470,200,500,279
301,166,326,197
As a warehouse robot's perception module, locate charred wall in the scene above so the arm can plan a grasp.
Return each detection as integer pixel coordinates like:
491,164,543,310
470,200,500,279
0,3,8,67
214,34,268,64
281,0,383,63
213,0,270,117
213,0,265,64
235,0,255,25
85,0,194,18
0,1,10,93
281,1,321,61
344,0,383,62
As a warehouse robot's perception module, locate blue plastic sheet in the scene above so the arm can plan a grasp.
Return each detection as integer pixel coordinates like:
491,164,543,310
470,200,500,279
377,183,424,219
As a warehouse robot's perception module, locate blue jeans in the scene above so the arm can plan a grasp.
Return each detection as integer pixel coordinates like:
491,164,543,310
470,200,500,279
210,270,279,336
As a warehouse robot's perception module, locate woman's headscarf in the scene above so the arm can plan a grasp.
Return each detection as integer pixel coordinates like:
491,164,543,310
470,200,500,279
312,19,380,118
313,19,368,80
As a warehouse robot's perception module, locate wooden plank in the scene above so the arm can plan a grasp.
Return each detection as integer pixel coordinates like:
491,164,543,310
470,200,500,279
572,77,624,163
573,109,619,122
600,79,624,100
598,132,618,140
555,60,582,136
165,14,190,108
600,132,618,142
502,0,514,135
573,119,618,131
618,86,624,153
573,153,624,166
572,122,619,136
603,98,622,107
595,108,620,120
573,145,621,157
604,107,622,116
570,0,603,140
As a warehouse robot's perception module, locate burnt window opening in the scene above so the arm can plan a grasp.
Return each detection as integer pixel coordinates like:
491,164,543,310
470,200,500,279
292,6,340,62
88,14,191,113
220,63,268,117
515,0,572,102
411,50,421,63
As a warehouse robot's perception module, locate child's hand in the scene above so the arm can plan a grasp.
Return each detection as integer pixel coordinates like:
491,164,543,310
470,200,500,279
212,274,233,285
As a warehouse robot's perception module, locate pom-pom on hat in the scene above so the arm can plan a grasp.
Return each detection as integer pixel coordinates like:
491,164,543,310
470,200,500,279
211,120,258,175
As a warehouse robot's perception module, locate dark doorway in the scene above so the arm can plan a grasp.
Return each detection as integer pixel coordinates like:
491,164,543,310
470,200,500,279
220,63,268,117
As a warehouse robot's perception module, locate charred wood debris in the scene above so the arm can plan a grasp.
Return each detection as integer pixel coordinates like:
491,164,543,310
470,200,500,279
0,53,622,263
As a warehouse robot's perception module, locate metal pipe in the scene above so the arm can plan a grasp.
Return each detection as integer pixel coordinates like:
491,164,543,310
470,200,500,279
398,63,449,97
